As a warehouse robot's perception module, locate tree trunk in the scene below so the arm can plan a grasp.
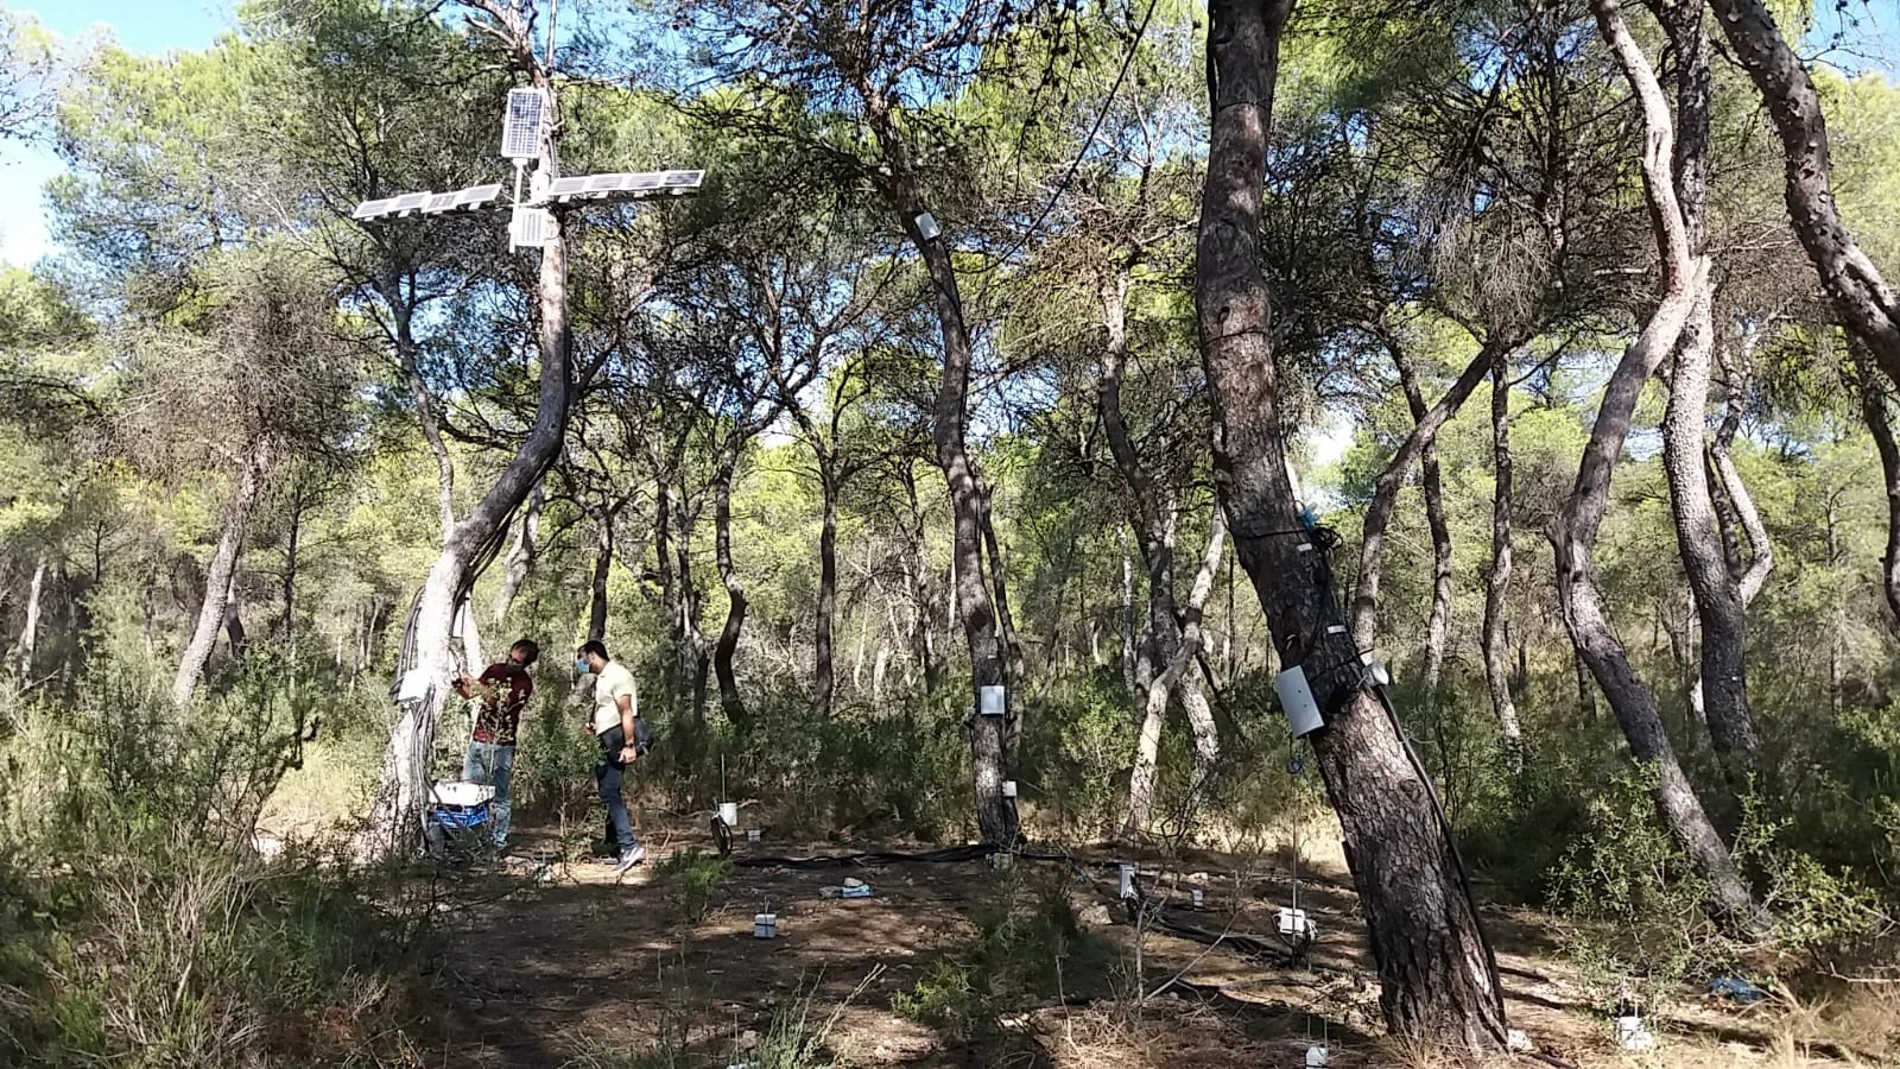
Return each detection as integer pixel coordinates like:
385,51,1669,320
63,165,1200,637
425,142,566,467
1555,0,1764,933
1482,351,1523,753
173,439,270,707
223,579,247,661
713,454,749,728
1196,0,1508,1047
815,463,839,719
674,483,711,722
1852,349,1900,630
17,554,46,678
1350,337,1509,647
364,41,573,855
1712,340,1773,607
1391,340,1454,690
588,510,612,642
899,459,942,692
492,478,544,628
1706,0,1900,388
281,498,301,644
1654,0,1758,765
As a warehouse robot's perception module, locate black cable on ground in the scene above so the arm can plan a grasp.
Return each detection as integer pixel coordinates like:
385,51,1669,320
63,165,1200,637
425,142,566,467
728,843,1000,869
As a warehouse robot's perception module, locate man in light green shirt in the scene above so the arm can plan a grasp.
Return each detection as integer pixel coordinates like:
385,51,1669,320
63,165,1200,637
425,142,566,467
576,640,645,872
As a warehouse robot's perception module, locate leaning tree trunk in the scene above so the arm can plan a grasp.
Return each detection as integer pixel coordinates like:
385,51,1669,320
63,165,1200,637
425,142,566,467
713,454,750,728
173,439,271,707
1196,0,1507,1048
1349,336,1510,648
1555,0,1764,933
1482,350,1523,753
1712,338,1773,607
1654,0,1759,766
364,38,572,855
1392,341,1455,690
1705,0,1900,388
815,462,840,719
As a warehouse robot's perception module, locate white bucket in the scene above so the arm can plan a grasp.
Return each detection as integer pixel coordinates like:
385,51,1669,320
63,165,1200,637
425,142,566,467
718,802,739,826
1305,1046,1329,1067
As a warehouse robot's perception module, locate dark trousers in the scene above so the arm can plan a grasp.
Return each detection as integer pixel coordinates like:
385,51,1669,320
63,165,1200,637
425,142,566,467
595,725,638,852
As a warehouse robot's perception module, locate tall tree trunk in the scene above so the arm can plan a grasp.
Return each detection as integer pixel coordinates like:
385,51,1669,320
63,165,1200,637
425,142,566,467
1555,0,1764,933
713,454,749,728
223,577,247,661
1391,339,1454,690
1349,337,1510,647
1706,0,1900,387
861,90,1014,842
174,439,270,707
588,510,612,642
815,463,839,719
675,483,711,722
899,460,942,692
1482,351,1523,753
1654,0,1758,765
365,23,573,856
281,498,301,644
17,554,46,678
492,478,544,628
1712,339,1773,607
1852,348,1900,630
1119,529,1139,699
1196,0,1507,1047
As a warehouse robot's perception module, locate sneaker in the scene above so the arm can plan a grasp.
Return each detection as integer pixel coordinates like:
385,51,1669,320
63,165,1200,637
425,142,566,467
612,845,646,874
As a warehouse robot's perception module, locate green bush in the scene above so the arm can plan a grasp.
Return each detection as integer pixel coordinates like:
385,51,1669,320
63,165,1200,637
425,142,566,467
656,848,733,924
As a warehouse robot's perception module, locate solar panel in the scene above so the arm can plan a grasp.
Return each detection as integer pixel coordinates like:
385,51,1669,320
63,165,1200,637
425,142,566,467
546,176,590,199
352,198,392,220
662,170,703,187
500,88,547,160
421,192,458,214
453,183,503,209
625,172,663,190
585,173,621,194
390,192,430,215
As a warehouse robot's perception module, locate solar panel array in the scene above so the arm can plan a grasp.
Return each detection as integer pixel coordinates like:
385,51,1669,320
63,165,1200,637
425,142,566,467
540,169,705,203
351,183,503,222
500,88,547,161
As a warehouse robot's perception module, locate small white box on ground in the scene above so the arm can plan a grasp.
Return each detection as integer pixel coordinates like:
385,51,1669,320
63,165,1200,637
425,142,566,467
978,685,1005,716
1276,907,1317,940
1190,889,1203,908
747,829,761,844
753,913,777,939
1305,1045,1329,1067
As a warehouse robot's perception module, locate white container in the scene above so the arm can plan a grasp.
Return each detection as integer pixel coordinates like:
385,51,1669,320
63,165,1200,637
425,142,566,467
1190,889,1204,908
431,781,496,807
718,802,739,826
753,913,777,939
1001,780,1017,798
978,684,1005,716
1614,1016,1652,1052
747,829,761,844
1118,863,1137,899
1274,666,1326,737
1305,1045,1329,1067
1277,907,1317,940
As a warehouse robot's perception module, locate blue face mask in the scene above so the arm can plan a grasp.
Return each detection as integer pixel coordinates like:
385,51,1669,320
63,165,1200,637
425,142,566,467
575,657,591,676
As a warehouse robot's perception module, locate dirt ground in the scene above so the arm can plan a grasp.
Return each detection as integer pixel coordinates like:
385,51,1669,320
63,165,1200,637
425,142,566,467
416,812,1873,1068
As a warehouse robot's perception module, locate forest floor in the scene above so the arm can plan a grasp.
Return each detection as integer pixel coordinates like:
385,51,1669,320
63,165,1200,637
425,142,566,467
402,812,1873,1069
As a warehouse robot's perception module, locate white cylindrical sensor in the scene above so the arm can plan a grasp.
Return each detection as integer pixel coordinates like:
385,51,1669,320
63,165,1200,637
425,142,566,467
1274,665,1326,737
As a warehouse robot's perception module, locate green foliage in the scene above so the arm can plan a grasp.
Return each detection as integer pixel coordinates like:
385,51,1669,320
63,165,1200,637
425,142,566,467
892,869,1096,1036
655,848,733,924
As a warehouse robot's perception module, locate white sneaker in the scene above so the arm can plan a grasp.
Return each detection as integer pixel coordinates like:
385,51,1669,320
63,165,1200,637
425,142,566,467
613,845,646,874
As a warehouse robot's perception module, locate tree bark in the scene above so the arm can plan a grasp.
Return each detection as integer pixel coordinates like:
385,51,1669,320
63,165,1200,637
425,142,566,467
1705,0,1900,388
1349,337,1508,648
898,459,942,692
1482,350,1523,752
815,463,839,719
491,478,543,628
365,13,573,856
1196,0,1508,1048
173,438,270,707
1711,340,1773,607
713,453,749,728
1391,339,1454,690
588,510,612,642
281,496,301,644
1555,0,1764,933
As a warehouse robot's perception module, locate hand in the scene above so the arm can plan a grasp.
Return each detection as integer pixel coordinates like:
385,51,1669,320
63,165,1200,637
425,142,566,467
618,745,639,763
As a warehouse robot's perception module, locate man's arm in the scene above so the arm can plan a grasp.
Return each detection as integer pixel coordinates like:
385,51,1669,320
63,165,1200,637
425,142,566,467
617,688,638,759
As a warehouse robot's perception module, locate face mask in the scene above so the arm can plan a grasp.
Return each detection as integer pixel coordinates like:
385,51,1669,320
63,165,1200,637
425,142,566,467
574,657,591,676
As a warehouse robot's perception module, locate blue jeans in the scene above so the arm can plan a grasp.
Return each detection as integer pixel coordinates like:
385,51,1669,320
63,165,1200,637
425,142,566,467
463,741,516,847
595,725,639,852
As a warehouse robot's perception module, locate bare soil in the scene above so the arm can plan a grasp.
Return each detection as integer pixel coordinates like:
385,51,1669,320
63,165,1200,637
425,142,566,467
416,812,1871,1068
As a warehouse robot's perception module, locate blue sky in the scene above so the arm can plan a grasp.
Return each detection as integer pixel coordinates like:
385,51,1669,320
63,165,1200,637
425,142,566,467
0,0,1895,270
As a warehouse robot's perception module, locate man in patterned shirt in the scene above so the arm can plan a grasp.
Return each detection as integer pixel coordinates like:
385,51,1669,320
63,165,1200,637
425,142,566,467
453,638,539,850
